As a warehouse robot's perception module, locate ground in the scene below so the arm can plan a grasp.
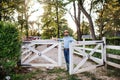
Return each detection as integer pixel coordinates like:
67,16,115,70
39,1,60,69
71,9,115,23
25,66,120,80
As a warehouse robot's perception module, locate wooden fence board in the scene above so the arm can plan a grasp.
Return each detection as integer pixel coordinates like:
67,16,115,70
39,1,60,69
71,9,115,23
107,54,120,60
106,45,120,50
107,61,120,68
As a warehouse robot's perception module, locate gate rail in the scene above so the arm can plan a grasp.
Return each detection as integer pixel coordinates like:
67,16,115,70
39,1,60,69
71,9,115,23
21,40,62,67
69,39,105,75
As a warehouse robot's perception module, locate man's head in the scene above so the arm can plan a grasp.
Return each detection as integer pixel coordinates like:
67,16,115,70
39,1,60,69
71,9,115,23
64,30,69,36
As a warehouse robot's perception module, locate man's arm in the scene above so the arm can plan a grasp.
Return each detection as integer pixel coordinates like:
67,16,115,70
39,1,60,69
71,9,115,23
71,37,76,42
71,37,79,44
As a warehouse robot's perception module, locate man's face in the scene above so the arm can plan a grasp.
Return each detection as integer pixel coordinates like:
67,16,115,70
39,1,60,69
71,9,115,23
64,31,69,36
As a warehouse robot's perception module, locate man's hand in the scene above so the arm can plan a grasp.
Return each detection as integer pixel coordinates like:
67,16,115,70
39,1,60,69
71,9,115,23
76,41,79,44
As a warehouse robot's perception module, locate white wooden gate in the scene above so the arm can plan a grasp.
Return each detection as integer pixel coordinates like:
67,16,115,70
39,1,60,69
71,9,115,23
69,39,105,75
21,40,62,67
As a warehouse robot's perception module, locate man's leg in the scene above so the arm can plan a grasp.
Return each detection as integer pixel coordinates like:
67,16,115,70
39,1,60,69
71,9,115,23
64,49,69,71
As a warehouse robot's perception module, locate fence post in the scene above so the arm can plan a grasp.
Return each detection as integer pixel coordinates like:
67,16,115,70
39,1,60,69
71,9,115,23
102,37,107,66
100,41,103,65
69,42,74,75
83,38,86,56
58,42,62,66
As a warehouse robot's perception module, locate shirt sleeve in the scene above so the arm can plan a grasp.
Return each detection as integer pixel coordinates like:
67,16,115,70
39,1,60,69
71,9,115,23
72,37,76,42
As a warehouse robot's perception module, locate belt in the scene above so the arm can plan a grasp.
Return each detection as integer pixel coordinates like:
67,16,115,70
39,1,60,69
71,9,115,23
64,48,69,50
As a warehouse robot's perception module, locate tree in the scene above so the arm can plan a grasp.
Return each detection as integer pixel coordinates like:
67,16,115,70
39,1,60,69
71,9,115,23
60,19,74,37
0,0,23,21
56,0,60,38
70,0,82,40
78,0,96,40
66,0,96,40
41,19,74,39
81,21,90,35
17,0,38,38
95,0,120,38
39,0,66,39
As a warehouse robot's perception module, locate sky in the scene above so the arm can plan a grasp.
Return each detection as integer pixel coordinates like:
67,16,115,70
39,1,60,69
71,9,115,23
29,0,98,33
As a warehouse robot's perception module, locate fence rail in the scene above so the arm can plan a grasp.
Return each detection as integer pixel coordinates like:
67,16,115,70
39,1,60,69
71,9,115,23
107,54,120,60
106,45,120,69
21,40,62,67
106,61,120,68
69,40,104,75
106,45,120,50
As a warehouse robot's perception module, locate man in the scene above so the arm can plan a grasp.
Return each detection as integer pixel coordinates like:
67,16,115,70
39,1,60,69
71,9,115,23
60,30,75,71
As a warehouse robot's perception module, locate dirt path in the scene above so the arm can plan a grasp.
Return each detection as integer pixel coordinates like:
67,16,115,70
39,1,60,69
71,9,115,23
27,44,96,68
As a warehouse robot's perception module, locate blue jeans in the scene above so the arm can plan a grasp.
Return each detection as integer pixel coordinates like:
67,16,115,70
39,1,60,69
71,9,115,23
64,49,69,71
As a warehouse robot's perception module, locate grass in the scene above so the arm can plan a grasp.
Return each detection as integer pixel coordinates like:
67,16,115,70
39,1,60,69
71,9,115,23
82,72,95,77
47,68,66,74
106,66,120,77
9,66,120,80
11,71,36,80
46,68,79,80
55,74,79,80
26,68,80,80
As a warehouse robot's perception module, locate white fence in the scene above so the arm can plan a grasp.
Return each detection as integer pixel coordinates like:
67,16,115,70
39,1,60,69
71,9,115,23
69,39,105,75
21,40,62,67
21,38,120,75
106,45,120,68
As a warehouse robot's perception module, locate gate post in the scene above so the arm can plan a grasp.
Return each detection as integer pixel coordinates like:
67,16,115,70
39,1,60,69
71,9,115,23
102,37,107,64
58,42,62,66
83,38,85,57
69,42,74,75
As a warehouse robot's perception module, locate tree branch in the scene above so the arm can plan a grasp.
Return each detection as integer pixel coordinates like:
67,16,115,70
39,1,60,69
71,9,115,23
68,8,75,22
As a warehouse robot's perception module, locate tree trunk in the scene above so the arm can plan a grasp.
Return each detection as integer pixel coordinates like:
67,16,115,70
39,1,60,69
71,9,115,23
24,0,29,38
55,0,60,38
99,24,104,39
73,1,82,41
99,4,105,39
77,1,82,41
79,1,96,40
99,12,104,39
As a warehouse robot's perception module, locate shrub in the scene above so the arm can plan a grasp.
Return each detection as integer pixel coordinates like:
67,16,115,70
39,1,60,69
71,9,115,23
0,22,21,79
106,37,120,45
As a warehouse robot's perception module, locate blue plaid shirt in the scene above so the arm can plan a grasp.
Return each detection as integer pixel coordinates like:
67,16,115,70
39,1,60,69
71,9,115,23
59,36,75,48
